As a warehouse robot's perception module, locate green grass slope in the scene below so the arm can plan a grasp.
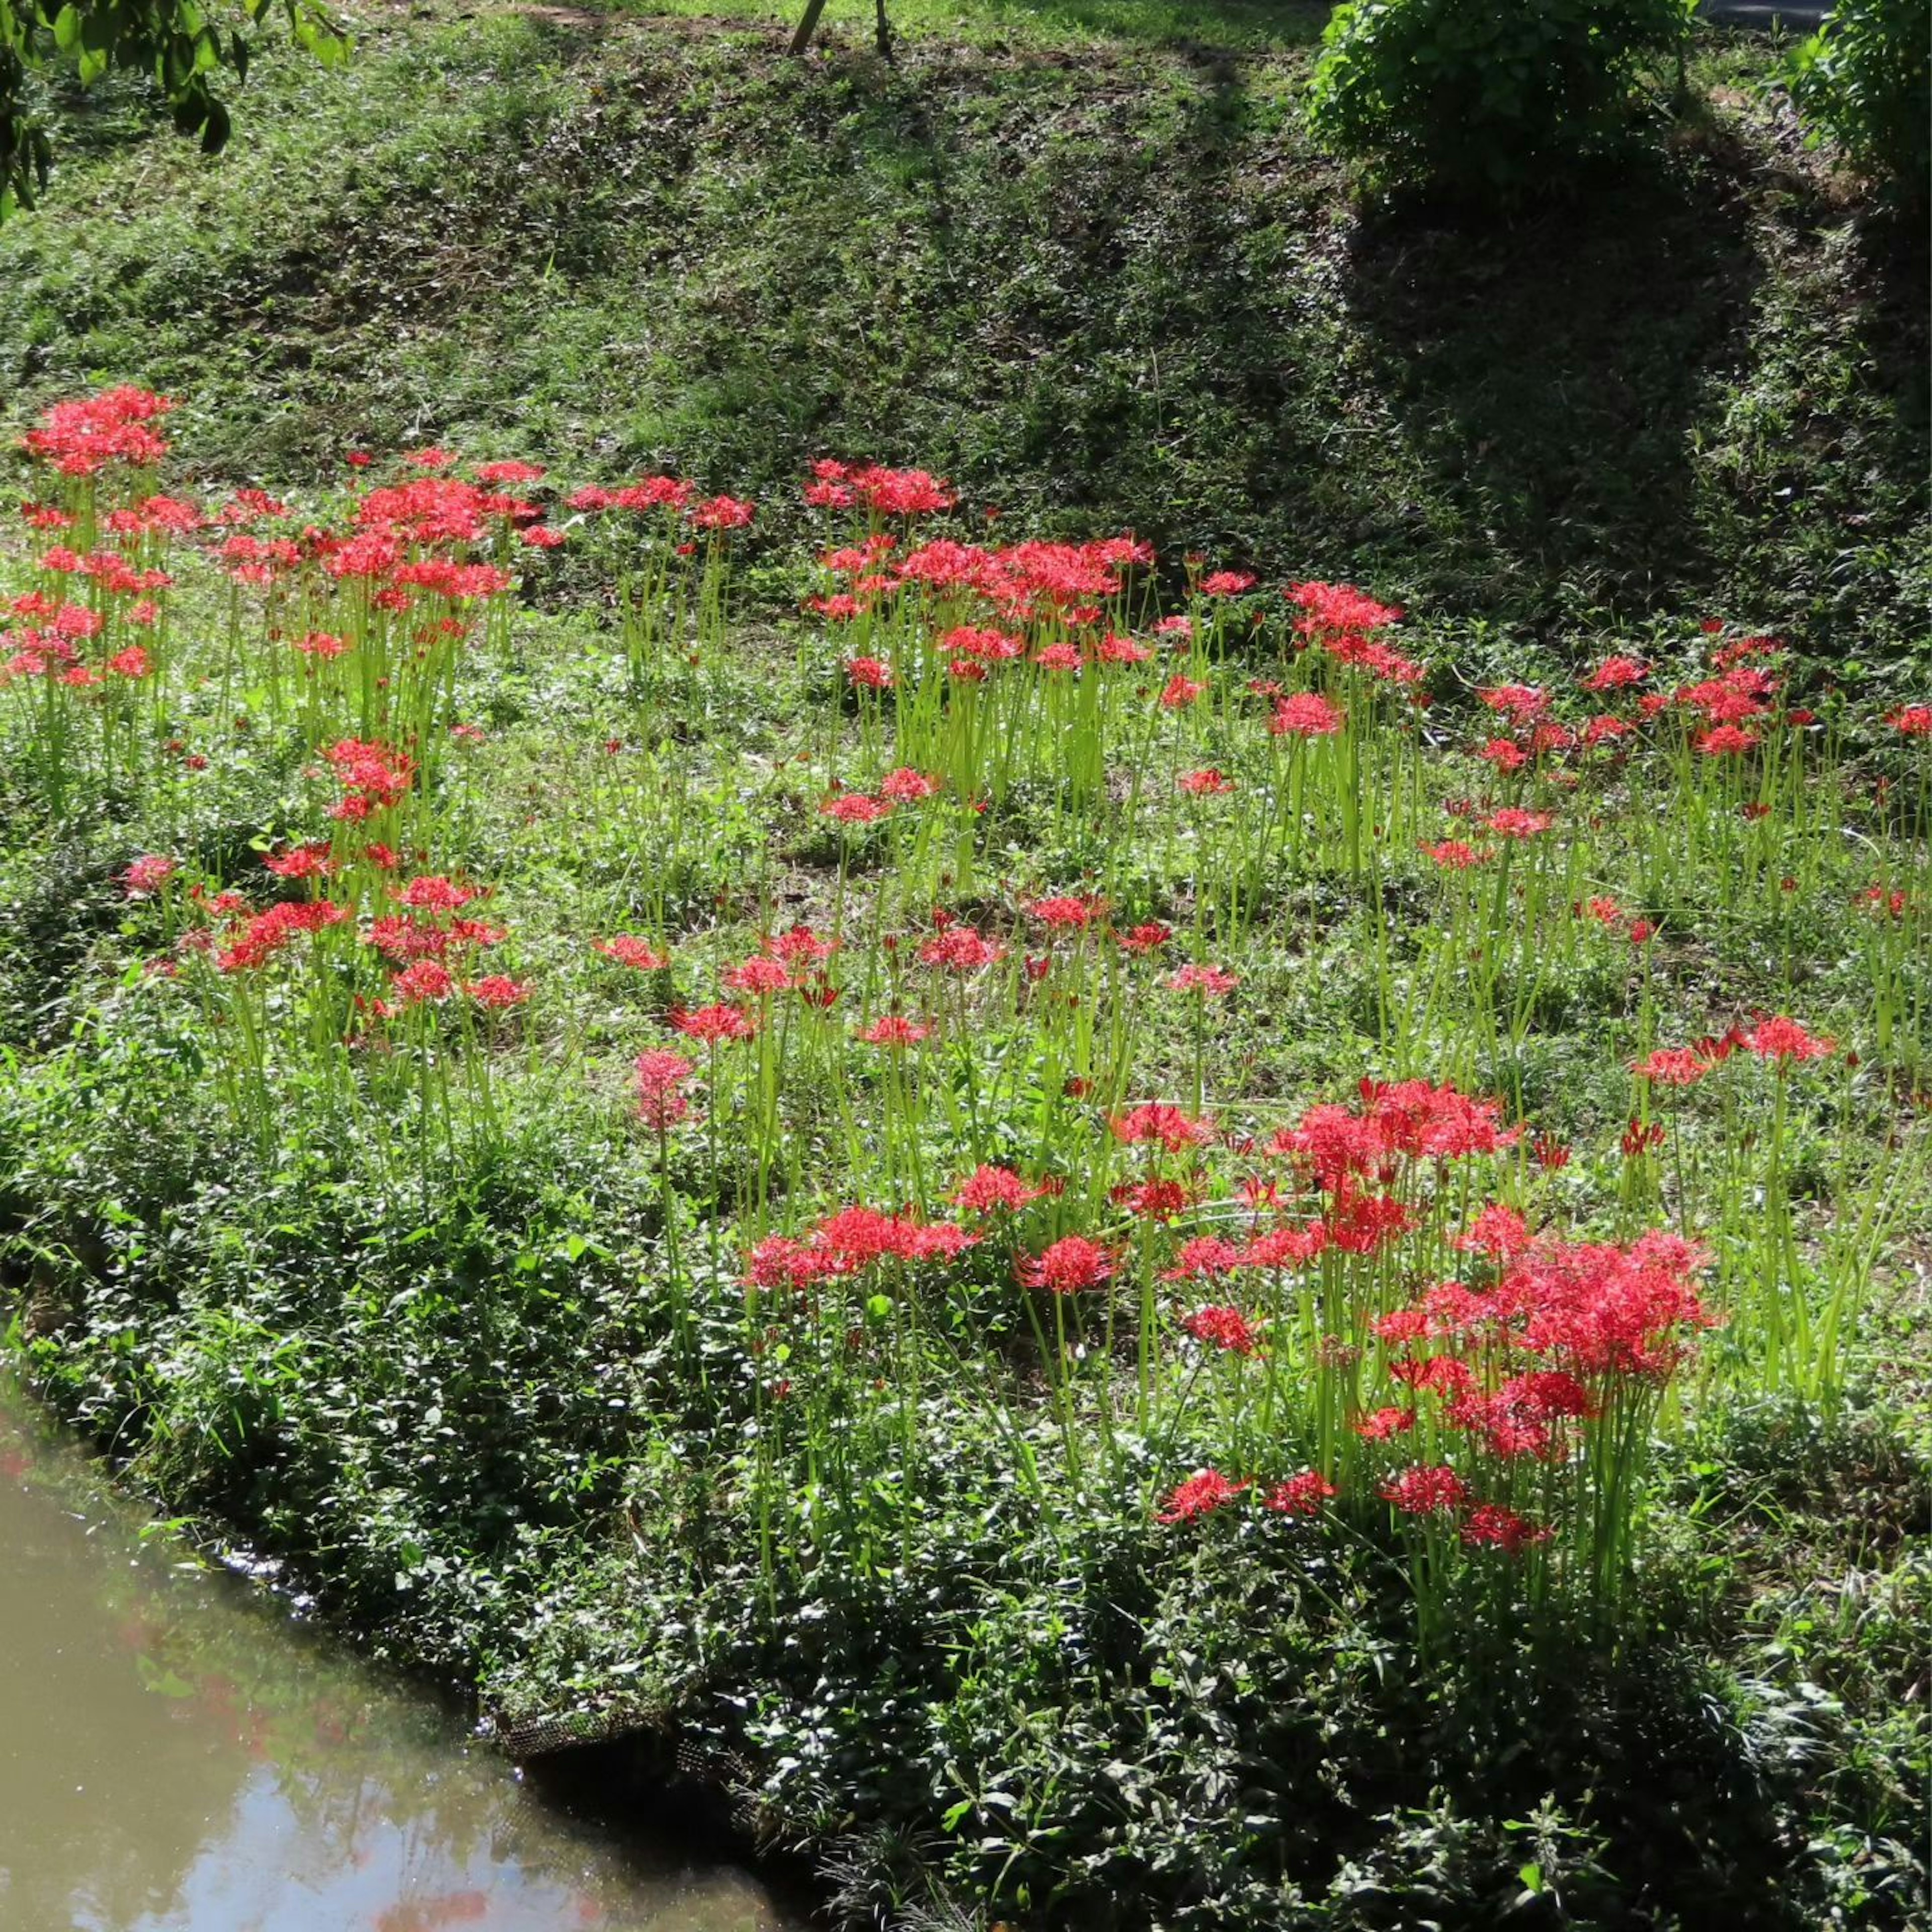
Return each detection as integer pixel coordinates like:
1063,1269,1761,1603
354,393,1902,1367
1,2,1925,667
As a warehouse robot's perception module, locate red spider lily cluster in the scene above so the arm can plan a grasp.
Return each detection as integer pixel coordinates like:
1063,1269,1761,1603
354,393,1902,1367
10,386,1924,1646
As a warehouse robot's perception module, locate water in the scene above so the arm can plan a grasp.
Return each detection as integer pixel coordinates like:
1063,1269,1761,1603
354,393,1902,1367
0,1388,799,1932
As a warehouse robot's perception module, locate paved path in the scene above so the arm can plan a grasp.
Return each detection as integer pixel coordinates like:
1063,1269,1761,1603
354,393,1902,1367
1698,1,1828,27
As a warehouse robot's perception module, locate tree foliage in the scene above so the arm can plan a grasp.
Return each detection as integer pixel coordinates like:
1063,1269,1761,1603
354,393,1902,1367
1306,0,1697,207
1788,0,1930,206
0,0,347,217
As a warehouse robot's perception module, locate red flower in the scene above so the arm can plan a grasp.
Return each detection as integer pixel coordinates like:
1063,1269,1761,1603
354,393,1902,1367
1746,1015,1835,1063
1269,691,1344,738
846,656,893,689
1354,1406,1416,1441
879,767,941,802
1181,1305,1259,1355
1885,704,1930,737
468,974,530,1008
1485,807,1553,839
1030,894,1105,930
1419,838,1484,869
1633,1046,1715,1087
595,935,668,971
1200,570,1256,597
671,1003,758,1044
1460,1504,1552,1552
634,1049,695,1130
1261,1471,1336,1517
1168,963,1239,997
1178,767,1233,795
820,792,892,825
1159,673,1205,710
724,956,792,997
950,1165,1049,1215
857,1014,931,1048
1380,1465,1468,1515
1111,1102,1214,1151
1156,1468,1248,1524
1016,1235,1115,1294
1456,1203,1532,1260
122,854,178,896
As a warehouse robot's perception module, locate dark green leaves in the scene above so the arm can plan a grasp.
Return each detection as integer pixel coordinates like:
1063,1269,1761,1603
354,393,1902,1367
0,0,351,217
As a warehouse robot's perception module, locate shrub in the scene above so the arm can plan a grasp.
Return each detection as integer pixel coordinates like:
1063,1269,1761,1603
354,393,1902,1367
1306,0,1697,206
1787,0,1931,206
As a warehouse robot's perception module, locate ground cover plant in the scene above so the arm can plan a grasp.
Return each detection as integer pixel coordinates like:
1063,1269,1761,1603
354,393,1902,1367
0,382,1926,1929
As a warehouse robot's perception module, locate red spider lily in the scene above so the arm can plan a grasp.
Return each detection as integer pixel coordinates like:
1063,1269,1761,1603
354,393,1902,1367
1460,1504,1553,1552
1111,1103,1215,1151
1419,838,1484,869
1156,1468,1248,1524
467,975,530,1008
1168,963,1239,997
1096,632,1153,666
392,960,456,1005
1456,1203,1532,1260
671,1003,758,1044
1697,723,1758,756
264,843,337,880
1159,673,1205,710
1621,1118,1666,1158
24,387,173,475
918,927,1004,973
857,1014,931,1048
1269,691,1345,738
950,1165,1050,1215
1534,1136,1571,1170
879,767,941,802
691,494,755,531
1477,738,1527,772
1200,570,1257,597
1485,807,1553,839
1746,1015,1836,1063
122,855,178,896
1237,1223,1329,1270
1633,1046,1717,1086
1016,1235,1116,1293
1262,1471,1337,1516
1030,894,1105,931
1163,1235,1245,1281
1034,641,1084,673
1381,1465,1469,1515
635,1049,696,1131
747,1204,977,1289
1480,683,1548,722
398,874,479,912
1177,767,1233,795
1887,704,1930,736
1112,1177,1192,1221
1284,580,1403,637
596,936,669,971
820,792,892,825
765,925,837,969
845,656,893,689
724,956,792,997
1116,922,1172,953
1180,1304,1260,1355
1355,1406,1417,1441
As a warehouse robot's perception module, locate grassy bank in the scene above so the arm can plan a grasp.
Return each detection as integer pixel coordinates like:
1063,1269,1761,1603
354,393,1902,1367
0,2,1925,671
0,371,1927,1927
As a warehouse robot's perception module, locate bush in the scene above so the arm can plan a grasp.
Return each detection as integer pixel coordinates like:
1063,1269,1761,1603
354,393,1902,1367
1788,0,1931,206
1307,0,1697,206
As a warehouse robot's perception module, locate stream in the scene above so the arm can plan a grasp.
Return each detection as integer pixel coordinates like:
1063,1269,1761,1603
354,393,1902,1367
0,1383,800,1932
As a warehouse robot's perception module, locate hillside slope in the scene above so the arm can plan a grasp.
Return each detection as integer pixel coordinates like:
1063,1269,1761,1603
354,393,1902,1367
0,3,1925,665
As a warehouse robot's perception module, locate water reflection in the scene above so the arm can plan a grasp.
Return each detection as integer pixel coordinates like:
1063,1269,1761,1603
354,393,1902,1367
0,1394,793,1932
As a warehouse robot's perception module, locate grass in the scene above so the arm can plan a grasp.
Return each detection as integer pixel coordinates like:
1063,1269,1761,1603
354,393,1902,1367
0,3,1923,677
0,384,1925,1927
0,12,1925,1928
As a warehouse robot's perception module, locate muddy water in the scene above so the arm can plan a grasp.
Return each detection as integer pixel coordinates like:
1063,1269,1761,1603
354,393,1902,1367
0,1388,798,1932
